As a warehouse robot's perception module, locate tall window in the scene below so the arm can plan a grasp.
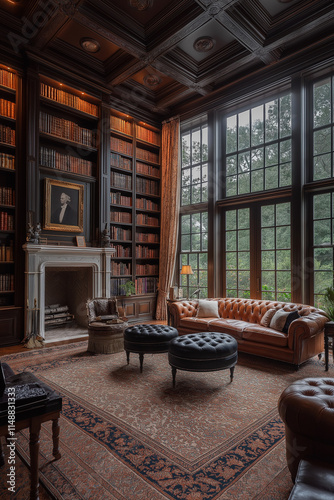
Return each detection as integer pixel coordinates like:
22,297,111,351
180,212,208,298
313,193,334,307
225,94,292,196
181,125,208,205
225,208,250,298
261,202,291,301
312,77,334,180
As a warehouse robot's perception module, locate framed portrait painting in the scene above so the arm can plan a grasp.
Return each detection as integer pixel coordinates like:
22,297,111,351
44,178,84,232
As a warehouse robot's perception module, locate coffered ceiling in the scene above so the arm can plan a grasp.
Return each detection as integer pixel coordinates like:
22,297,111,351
0,0,333,121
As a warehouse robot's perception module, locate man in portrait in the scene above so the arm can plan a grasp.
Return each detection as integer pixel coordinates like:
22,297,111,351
51,192,77,226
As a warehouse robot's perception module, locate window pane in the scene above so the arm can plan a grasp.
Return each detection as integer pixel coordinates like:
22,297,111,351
226,115,237,153
238,110,250,150
265,100,278,141
313,78,331,128
251,105,264,146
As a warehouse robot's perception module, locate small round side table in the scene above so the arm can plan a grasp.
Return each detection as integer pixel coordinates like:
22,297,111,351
324,321,334,371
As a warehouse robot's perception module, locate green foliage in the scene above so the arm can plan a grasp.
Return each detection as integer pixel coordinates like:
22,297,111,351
323,286,334,320
120,280,136,296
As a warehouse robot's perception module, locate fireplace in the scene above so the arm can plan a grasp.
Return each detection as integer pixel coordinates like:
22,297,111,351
23,244,115,339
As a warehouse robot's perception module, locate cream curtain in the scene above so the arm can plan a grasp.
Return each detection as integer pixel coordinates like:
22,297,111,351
155,117,180,320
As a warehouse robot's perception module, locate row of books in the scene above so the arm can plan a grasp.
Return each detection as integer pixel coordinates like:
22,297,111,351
110,278,132,296
111,153,132,170
0,273,14,291
136,213,159,226
112,244,131,257
0,187,15,206
110,211,132,223
111,137,133,156
0,125,15,145
40,146,94,176
136,161,159,177
136,264,159,275
39,112,96,147
110,116,132,135
135,232,159,243
40,83,98,117
110,192,132,206
135,277,157,294
0,153,14,170
137,147,159,164
136,125,160,146
0,99,15,119
111,261,131,276
136,178,159,196
136,245,159,258
111,171,132,190
0,241,14,262
110,226,132,241
136,197,159,211
0,70,16,90
0,212,14,231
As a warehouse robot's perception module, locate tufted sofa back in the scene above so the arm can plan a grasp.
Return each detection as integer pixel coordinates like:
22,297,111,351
175,298,325,324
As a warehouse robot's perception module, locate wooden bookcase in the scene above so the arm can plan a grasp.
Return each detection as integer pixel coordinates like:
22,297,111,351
110,111,160,320
0,65,23,345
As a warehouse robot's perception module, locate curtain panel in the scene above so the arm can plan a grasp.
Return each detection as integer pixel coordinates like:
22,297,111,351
156,117,180,320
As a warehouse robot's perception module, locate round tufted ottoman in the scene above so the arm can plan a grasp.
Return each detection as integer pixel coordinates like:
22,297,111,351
168,332,238,388
88,321,128,354
278,378,334,481
124,324,178,372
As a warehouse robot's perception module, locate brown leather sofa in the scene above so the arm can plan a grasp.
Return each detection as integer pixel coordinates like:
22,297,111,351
168,298,328,366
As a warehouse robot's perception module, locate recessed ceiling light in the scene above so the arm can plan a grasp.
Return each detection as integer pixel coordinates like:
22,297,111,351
193,37,216,53
80,38,101,54
129,0,152,11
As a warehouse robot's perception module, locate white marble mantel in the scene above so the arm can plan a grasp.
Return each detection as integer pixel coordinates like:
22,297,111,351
23,243,115,338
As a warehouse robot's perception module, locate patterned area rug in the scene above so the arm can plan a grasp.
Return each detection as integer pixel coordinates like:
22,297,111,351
0,342,328,499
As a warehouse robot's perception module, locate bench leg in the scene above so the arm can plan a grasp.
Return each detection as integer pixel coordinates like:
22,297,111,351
230,366,235,382
126,351,130,365
139,353,144,373
172,367,176,388
29,419,41,500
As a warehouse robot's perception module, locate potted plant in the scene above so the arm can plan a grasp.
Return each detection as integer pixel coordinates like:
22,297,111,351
119,280,136,317
323,286,334,321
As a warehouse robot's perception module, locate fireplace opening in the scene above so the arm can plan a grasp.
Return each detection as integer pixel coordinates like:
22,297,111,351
44,266,93,342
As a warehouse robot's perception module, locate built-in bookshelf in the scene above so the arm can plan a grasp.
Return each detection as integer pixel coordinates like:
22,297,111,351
0,67,17,306
110,111,161,302
39,77,99,180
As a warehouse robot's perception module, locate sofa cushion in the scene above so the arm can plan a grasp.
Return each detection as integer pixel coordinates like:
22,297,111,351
270,309,292,331
208,318,248,340
179,317,220,332
242,325,288,347
282,310,300,333
196,300,219,318
260,308,276,327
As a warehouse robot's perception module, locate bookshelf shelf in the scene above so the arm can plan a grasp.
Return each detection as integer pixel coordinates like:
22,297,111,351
39,132,98,152
39,165,96,183
40,96,99,121
110,110,161,306
0,66,17,318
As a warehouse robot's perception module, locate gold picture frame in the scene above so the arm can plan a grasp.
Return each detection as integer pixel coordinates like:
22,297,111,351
44,178,84,232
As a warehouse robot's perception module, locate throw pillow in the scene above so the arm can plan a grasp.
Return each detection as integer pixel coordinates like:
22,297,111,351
260,308,276,327
282,310,300,333
269,309,291,332
196,300,219,318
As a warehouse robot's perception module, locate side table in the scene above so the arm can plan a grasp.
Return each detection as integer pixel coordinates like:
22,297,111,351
324,321,334,371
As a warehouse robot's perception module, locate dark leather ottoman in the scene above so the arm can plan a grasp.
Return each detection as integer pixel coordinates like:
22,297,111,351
168,332,238,388
288,459,334,499
278,378,334,482
124,324,178,372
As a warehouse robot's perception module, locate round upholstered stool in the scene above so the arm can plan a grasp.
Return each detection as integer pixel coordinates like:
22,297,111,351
124,324,178,372
278,378,334,482
88,321,128,354
168,332,238,388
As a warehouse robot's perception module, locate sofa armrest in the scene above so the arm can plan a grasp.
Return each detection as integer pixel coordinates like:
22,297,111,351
168,300,198,328
288,312,328,350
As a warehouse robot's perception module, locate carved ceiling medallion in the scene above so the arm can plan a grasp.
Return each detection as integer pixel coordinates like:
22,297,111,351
193,37,216,53
80,38,101,53
129,0,152,11
143,74,161,87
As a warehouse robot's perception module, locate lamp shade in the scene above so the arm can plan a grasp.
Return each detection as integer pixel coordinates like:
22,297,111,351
180,265,193,275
